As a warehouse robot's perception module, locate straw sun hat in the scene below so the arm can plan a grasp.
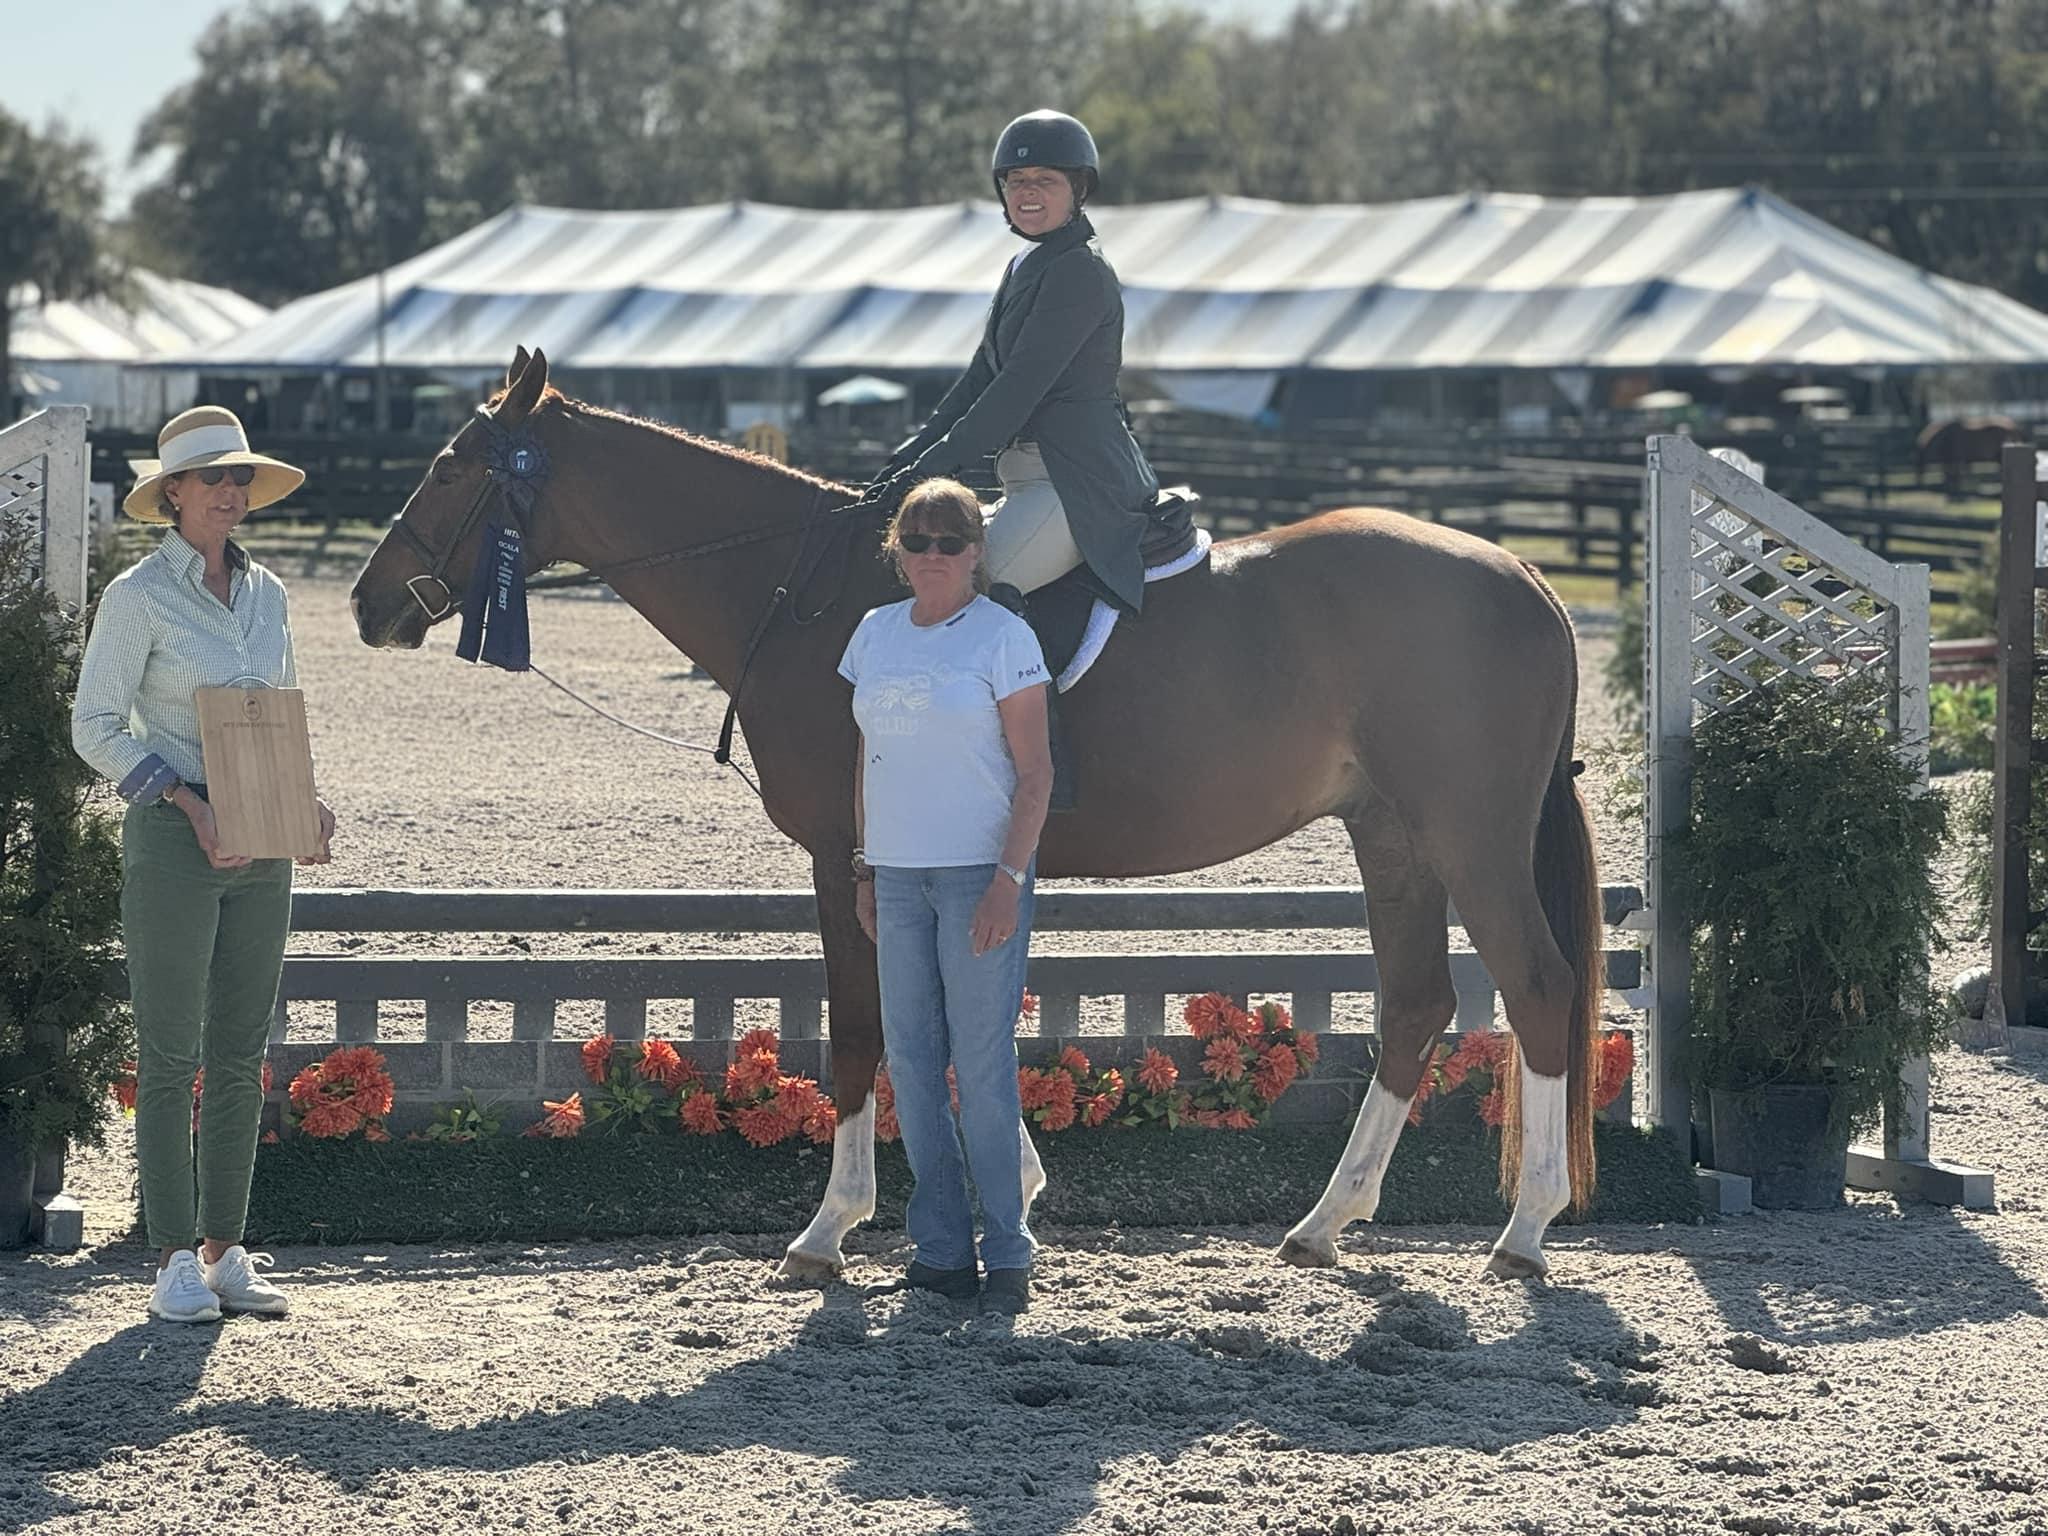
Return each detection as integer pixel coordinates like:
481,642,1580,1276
123,405,306,522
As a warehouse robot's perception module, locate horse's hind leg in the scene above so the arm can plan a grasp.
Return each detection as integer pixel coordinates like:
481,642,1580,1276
1440,868,1578,1281
1280,811,1455,1267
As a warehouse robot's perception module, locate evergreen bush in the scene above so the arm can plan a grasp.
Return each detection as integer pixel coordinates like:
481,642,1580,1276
0,521,131,1152
1673,674,1949,1138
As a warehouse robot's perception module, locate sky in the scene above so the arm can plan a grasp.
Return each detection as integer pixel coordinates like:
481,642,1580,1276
9,0,1299,212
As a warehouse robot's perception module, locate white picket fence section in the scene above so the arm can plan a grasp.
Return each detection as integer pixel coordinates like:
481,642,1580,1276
0,405,90,613
1643,432,1987,1208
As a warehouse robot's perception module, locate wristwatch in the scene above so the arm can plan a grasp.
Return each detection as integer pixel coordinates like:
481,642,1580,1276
850,850,874,883
997,861,1027,887
159,776,184,804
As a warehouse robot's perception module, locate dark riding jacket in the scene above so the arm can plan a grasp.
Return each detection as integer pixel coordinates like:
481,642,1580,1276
889,213,1159,611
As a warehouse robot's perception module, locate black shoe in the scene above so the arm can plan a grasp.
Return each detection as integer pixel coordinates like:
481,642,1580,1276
981,1267,1032,1315
899,1259,980,1302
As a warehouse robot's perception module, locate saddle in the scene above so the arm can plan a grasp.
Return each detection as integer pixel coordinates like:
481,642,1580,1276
989,486,1209,811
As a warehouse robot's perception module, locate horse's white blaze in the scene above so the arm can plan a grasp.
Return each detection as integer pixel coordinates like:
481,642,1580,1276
1285,1078,1411,1252
1493,1060,1570,1272
1020,1118,1047,1214
780,1099,877,1273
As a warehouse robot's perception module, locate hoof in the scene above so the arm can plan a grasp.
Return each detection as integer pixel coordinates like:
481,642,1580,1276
775,1247,845,1285
1278,1234,1337,1269
1483,1247,1549,1283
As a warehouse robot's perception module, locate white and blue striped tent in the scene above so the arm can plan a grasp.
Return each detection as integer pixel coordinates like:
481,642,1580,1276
11,271,270,428
168,187,2048,377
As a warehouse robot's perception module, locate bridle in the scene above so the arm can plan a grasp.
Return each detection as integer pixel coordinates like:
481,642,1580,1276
388,399,870,776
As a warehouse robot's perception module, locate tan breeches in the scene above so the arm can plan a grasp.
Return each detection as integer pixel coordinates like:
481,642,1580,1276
986,443,1085,594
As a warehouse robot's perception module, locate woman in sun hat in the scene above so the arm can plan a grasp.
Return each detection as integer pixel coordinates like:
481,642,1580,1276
72,404,336,1325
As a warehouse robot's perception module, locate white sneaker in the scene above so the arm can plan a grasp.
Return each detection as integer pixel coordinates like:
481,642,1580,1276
150,1251,222,1324
202,1244,290,1316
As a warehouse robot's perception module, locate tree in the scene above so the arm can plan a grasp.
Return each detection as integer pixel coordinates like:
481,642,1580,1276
0,111,109,422
129,1,474,304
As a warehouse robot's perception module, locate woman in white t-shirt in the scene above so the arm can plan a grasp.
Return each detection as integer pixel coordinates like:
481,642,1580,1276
839,479,1053,1315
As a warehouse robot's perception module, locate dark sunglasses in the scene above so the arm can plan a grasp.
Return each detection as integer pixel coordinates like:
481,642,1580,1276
896,532,972,556
188,465,257,487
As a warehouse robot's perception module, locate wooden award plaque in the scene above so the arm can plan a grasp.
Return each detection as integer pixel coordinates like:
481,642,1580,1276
192,686,320,859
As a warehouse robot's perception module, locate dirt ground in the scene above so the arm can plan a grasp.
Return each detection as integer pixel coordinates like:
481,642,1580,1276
4,569,2046,1535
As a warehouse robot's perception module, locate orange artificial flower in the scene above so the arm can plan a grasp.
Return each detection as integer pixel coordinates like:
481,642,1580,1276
1252,1043,1298,1102
734,1102,794,1148
1184,992,1233,1041
726,1055,778,1101
802,1099,837,1145
327,1046,389,1087
636,1038,690,1090
1081,1092,1116,1128
873,1066,901,1143
261,1061,275,1094
532,1093,586,1138
679,1088,726,1135
735,1028,782,1061
260,1129,280,1145
1135,1048,1178,1095
1219,1108,1257,1131
1018,1067,1054,1112
581,1035,616,1085
301,1098,364,1139
1478,1087,1509,1127
348,1072,395,1119
110,1064,138,1114
1058,1045,1092,1078
1019,991,1039,1023
1292,1032,1320,1065
1593,1031,1634,1110
1255,1000,1292,1034
288,1065,323,1109
1040,1093,1077,1132
1201,1038,1247,1083
774,1075,823,1126
363,1122,392,1143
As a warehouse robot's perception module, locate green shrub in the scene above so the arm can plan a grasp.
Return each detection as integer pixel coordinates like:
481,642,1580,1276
0,522,132,1152
1928,681,1996,775
1673,674,1949,1138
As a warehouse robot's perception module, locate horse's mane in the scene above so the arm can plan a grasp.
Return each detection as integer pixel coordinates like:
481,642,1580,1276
482,383,851,497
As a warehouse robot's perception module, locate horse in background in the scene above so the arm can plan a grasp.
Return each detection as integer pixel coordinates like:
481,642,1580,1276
1915,416,2023,496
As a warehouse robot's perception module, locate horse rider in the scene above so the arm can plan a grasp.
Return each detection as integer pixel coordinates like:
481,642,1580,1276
863,109,1162,615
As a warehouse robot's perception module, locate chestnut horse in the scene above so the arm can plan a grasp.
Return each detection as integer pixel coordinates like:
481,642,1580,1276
350,348,1603,1281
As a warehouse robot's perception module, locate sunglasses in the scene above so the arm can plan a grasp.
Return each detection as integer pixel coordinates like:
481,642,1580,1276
896,532,973,556
187,465,257,487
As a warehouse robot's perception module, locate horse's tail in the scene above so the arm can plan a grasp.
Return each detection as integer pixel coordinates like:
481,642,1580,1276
1501,567,1603,1214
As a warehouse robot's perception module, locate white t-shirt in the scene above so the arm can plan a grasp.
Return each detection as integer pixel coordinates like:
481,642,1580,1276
839,595,1049,868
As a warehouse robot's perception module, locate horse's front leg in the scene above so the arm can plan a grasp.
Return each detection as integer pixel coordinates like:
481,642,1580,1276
779,859,882,1282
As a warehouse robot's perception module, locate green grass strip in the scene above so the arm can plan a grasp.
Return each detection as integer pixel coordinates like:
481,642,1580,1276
240,1121,1696,1246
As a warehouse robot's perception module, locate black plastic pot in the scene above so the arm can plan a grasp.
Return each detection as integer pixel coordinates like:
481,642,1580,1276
0,1134,35,1249
1707,1083,1849,1210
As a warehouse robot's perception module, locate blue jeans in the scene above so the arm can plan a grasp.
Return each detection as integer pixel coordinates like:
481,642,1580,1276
873,862,1036,1273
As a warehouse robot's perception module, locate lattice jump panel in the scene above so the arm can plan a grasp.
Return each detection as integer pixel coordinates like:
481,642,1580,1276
1685,487,1899,721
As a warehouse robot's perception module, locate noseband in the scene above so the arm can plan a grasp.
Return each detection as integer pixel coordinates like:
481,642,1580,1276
391,405,550,622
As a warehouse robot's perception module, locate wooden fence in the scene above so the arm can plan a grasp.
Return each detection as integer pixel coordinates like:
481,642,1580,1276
1986,445,2048,1039
87,417,2000,604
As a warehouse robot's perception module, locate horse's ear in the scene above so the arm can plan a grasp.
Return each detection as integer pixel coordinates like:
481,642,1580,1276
500,347,549,423
506,346,532,389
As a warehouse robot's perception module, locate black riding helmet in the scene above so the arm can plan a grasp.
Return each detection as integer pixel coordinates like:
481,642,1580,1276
991,110,1100,202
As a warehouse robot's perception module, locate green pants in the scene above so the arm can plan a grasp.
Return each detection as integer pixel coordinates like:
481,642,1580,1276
122,799,292,1250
